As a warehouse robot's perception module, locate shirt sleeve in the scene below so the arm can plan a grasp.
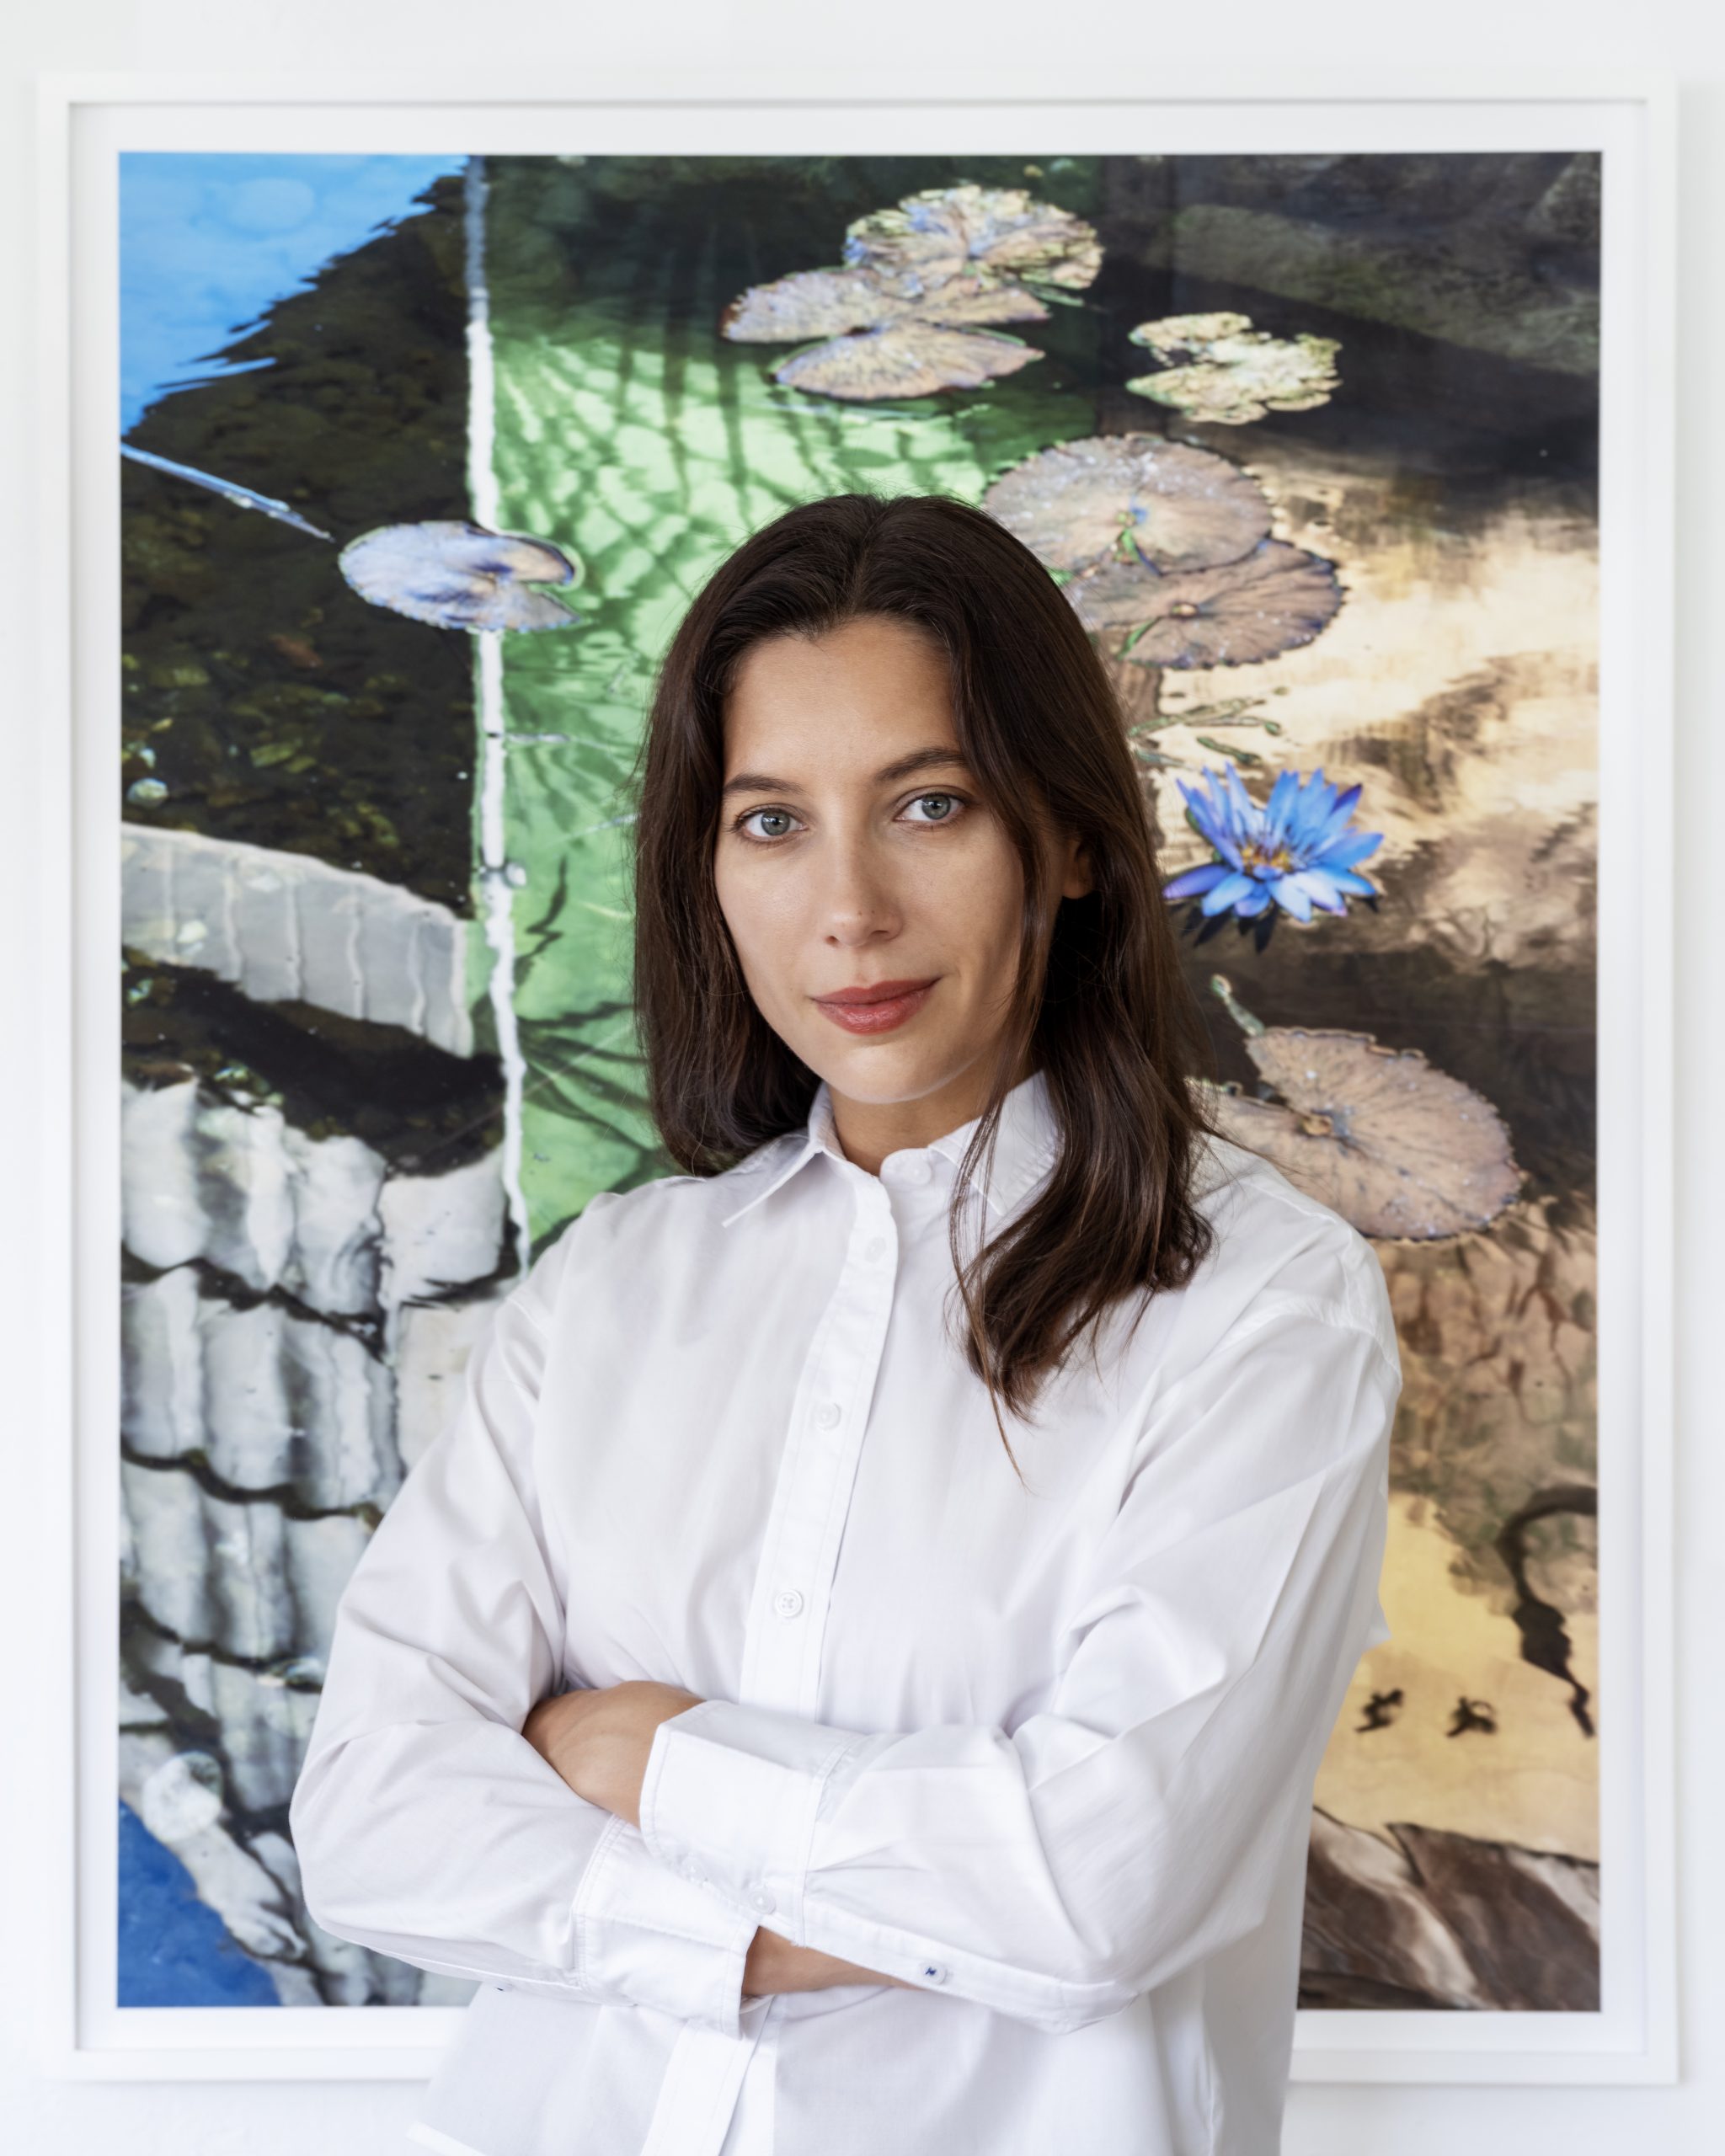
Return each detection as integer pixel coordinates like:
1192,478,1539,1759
637,1291,1399,2036
287,1245,761,2036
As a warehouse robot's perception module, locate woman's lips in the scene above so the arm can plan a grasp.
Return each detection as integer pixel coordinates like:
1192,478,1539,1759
812,979,938,1034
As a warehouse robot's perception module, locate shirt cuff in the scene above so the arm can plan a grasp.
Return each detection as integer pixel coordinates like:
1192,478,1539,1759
638,1697,870,1945
573,1809,763,2037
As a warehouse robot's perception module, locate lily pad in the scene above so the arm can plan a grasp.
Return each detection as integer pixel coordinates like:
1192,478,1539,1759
1130,312,1256,351
1205,1027,1524,1239
720,182,1090,400
721,265,904,342
982,435,1272,575
1065,539,1344,665
338,520,579,632
723,265,1049,344
1126,312,1341,425
775,323,1041,403
904,272,1053,329
844,184,1102,300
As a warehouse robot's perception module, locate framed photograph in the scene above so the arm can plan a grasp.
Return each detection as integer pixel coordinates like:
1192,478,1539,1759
35,72,1674,2083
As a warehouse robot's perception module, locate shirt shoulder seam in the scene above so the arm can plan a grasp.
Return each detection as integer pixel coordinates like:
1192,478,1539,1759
1215,1155,1391,1330
1170,1293,1400,1402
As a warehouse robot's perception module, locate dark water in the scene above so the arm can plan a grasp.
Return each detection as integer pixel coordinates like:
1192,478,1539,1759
115,152,1602,2012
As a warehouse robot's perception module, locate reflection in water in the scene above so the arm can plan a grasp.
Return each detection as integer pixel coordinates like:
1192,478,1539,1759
116,149,1600,2013
1317,1490,1599,1863
119,151,467,428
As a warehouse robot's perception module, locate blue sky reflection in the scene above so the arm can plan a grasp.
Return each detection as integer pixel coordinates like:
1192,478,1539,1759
120,151,467,430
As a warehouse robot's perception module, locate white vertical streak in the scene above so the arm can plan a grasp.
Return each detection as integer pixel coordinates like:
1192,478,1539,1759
464,155,532,1276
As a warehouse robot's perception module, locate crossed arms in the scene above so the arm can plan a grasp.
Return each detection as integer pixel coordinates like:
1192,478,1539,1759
518,1677,914,2002
289,1261,1396,2040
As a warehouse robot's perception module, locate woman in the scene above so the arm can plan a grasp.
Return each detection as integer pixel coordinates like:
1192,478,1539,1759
291,491,1399,2156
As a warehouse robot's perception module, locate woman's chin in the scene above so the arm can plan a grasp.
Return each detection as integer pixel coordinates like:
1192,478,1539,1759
809,1041,977,1109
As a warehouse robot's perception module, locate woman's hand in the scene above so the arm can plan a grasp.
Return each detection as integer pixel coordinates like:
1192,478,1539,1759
521,1678,702,1828
524,1678,918,1999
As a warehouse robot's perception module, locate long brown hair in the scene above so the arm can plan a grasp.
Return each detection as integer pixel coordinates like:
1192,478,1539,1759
628,490,1234,1476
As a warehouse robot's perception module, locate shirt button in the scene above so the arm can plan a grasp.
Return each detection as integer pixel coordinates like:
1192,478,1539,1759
863,1236,886,1262
749,1887,777,1913
682,1858,708,1885
773,1587,804,1619
919,1962,948,1984
814,1401,841,1429
897,1156,933,1186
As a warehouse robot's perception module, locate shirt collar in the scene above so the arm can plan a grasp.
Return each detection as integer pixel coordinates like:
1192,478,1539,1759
718,1065,1061,1229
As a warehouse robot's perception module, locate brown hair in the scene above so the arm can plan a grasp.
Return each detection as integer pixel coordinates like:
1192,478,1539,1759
628,490,1233,1477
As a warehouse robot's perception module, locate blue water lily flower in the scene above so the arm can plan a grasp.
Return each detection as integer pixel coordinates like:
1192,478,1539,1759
1161,762,1384,923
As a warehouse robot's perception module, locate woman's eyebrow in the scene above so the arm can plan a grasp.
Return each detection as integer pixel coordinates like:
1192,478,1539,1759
719,748,971,800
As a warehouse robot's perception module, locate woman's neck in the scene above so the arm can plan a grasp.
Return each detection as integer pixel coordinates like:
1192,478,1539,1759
826,1054,1039,1177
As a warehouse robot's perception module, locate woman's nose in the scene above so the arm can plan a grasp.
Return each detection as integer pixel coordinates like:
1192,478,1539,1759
816,829,901,941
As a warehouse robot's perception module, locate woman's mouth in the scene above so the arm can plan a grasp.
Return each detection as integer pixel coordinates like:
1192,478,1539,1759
811,977,939,1035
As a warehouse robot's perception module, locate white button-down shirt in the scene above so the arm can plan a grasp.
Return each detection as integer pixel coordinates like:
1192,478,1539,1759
290,1065,1397,2156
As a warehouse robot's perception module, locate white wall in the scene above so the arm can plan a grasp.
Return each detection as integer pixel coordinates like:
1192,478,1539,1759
4,3,1719,2149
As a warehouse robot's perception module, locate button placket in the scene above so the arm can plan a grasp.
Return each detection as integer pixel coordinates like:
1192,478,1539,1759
736,1182,900,1721
633,1145,953,2156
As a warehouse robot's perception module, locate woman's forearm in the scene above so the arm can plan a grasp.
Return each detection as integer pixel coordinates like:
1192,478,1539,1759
743,1924,915,1996
523,1684,912,1996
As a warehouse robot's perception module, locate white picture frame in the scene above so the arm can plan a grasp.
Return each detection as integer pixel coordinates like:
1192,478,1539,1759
32,71,1676,2084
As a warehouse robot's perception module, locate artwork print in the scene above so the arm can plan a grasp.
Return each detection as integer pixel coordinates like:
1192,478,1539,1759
116,148,1601,2018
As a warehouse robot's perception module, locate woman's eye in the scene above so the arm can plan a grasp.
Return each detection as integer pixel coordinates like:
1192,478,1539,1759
732,792,967,842
902,792,964,825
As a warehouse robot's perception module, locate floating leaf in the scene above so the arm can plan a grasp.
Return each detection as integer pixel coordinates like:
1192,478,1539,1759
983,435,1272,575
720,183,1092,401
722,266,905,343
844,184,1102,299
1205,1028,1523,1239
724,264,1048,344
775,323,1041,403
1125,312,1341,424
338,520,579,632
1067,540,1344,665
903,272,1053,329
1130,312,1256,352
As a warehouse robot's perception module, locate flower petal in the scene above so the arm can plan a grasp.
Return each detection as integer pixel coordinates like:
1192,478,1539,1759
1284,867,1348,913
1162,862,1229,900
1268,875,1314,922
1289,771,1339,845
1309,780,1363,843
1221,761,1258,830
1199,870,1257,916
1317,829,1384,871
1263,766,1300,845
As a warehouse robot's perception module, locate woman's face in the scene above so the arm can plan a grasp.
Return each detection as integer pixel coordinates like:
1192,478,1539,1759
713,613,1091,1147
